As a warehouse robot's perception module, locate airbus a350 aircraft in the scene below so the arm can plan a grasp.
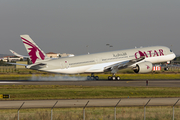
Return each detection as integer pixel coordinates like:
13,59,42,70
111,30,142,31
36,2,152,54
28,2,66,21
10,35,176,80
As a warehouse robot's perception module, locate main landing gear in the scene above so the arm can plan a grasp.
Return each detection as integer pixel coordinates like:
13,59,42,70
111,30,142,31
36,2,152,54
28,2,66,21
87,73,121,80
87,73,99,80
108,73,120,80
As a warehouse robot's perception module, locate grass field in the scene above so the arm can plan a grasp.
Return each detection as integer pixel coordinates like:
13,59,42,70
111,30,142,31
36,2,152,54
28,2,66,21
0,85,180,100
1,106,180,120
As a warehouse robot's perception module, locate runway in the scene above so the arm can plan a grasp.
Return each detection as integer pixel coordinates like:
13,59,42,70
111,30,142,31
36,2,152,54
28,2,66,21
1,80,180,109
0,79,180,87
1,98,180,109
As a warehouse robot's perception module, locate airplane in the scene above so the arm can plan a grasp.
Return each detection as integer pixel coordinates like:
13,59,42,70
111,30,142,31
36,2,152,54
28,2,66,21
9,35,176,80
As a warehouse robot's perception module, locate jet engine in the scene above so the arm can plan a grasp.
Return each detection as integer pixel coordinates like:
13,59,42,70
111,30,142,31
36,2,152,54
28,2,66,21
133,61,153,73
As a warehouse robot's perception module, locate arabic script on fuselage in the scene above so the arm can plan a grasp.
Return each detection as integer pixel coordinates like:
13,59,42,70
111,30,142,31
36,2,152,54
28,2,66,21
113,52,127,57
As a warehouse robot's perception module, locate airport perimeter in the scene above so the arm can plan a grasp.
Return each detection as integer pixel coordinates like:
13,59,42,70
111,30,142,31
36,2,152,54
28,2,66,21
1,98,180,120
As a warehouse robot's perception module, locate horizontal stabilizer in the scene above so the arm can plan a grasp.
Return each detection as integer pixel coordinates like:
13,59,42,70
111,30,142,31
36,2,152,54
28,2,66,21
7,63,28,66
10,49,29,58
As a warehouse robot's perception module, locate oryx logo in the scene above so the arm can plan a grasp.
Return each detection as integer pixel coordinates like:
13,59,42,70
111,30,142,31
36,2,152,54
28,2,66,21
135,51,145,59
146,65,150,69
21,37,45,64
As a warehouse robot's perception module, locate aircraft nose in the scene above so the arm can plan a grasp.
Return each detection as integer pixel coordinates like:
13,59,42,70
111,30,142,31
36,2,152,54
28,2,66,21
173,52,176,59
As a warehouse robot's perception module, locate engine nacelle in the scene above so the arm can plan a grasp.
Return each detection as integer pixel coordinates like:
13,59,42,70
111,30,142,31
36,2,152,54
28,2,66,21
133,61,153,73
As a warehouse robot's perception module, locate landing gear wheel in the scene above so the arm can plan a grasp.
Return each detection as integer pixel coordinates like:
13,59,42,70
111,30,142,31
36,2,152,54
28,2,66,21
116,76,120,80
95,76,99,80
87,76,91,80
91,76,95,80
112,76,116,80
108,76,112,80
164,67,169,71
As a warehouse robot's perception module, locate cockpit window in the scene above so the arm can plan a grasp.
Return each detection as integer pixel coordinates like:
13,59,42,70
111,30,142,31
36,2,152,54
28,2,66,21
170,49,172,52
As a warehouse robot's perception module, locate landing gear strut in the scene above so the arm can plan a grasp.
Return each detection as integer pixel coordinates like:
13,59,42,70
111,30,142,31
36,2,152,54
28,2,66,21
87,73,99,80
108,73,120,80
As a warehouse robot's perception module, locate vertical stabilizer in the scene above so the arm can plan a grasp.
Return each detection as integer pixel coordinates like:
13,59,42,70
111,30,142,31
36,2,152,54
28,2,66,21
20,35,49,64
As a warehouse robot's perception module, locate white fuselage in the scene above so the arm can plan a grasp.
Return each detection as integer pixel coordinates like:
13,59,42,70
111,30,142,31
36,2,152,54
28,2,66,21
27,46,176,74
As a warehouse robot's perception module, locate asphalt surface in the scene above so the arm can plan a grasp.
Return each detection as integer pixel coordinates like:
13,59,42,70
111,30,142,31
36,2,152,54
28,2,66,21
1,98,180,109
0,79,180,87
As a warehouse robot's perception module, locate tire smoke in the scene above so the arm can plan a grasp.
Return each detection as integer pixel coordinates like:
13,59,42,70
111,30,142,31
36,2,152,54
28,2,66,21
30,75,87,81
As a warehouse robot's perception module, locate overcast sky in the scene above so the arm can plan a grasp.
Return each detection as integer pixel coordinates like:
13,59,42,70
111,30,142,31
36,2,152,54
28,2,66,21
0,0,180,56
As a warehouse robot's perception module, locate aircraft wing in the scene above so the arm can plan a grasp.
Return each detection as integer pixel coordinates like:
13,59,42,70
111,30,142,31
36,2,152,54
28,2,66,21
104,51,145,73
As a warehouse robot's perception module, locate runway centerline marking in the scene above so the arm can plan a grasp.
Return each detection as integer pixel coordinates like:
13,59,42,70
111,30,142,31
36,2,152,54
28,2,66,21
0,82,21,84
